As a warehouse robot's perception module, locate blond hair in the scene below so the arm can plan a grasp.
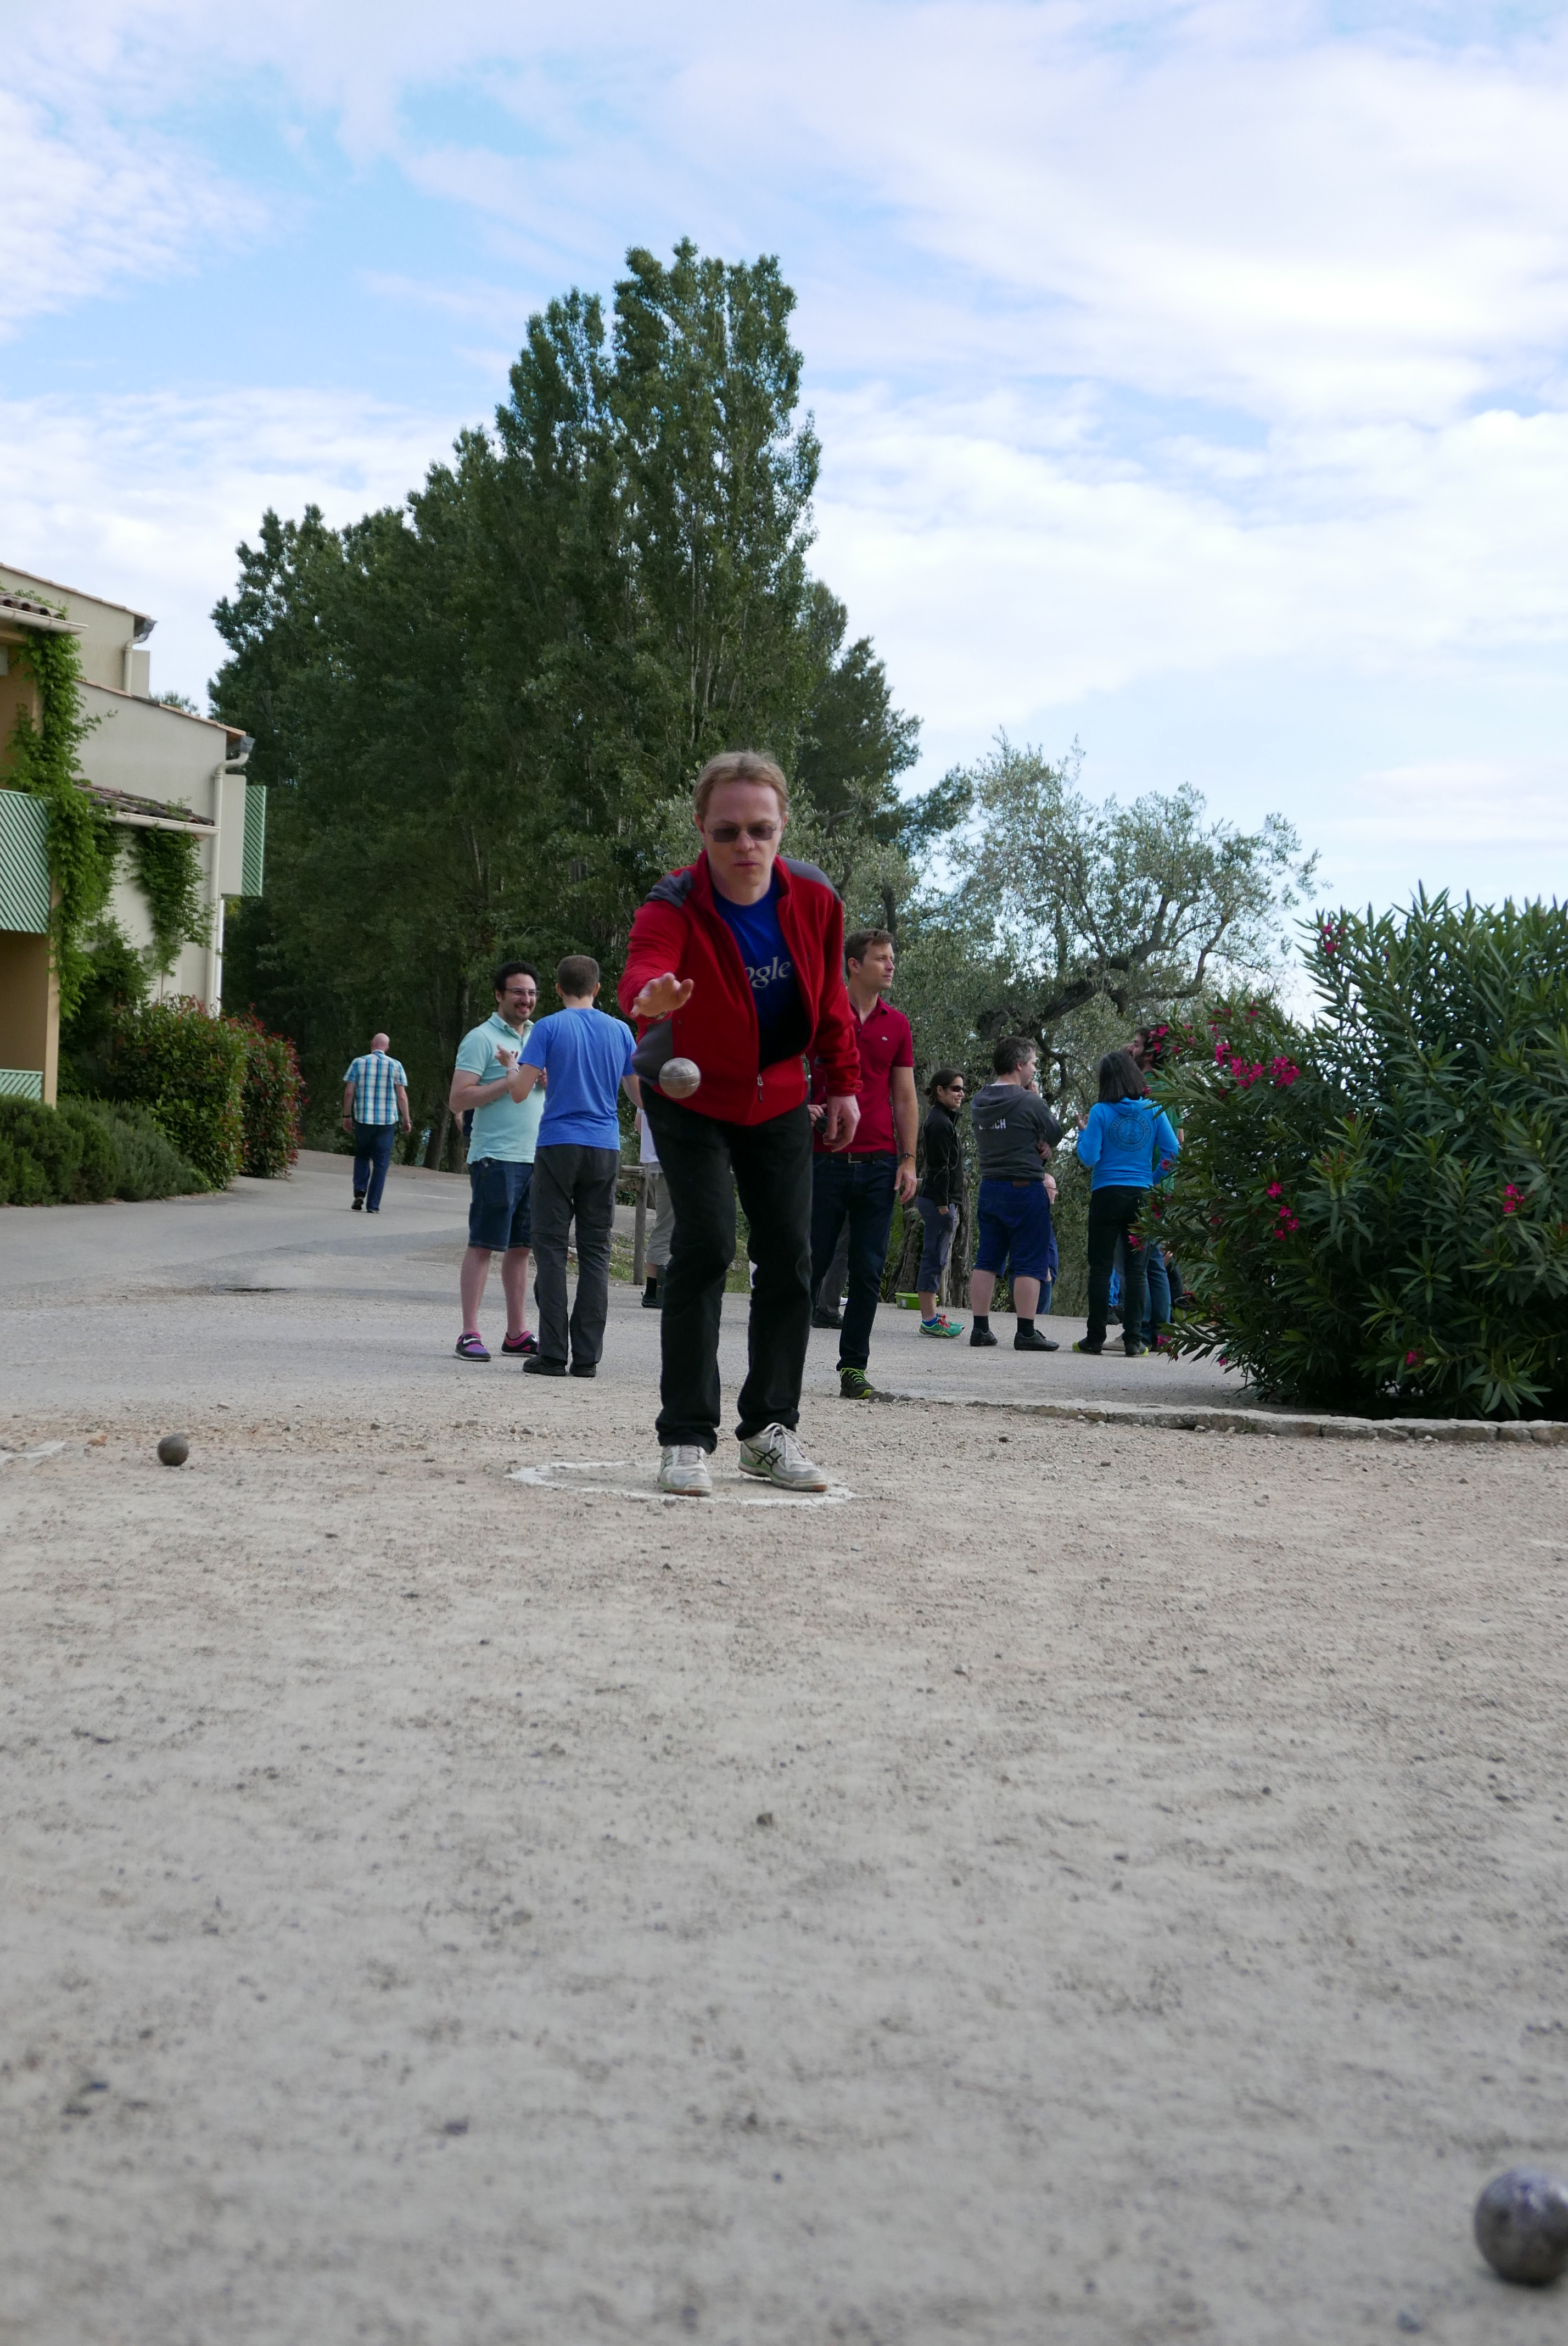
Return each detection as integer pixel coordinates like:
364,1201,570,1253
692,750,789,824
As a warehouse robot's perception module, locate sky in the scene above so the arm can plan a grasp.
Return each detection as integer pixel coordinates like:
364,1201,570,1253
4,0,1567,920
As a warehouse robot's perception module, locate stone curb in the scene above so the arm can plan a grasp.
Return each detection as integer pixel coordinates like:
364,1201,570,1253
878,1389,1568,1445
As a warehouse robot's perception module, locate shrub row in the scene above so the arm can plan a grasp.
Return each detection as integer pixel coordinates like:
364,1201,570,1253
96,997,305,1189
2,998,306,1206
0,1099,203,1208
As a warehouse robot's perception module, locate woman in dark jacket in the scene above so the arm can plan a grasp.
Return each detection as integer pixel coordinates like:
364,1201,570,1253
916,1068,966,1336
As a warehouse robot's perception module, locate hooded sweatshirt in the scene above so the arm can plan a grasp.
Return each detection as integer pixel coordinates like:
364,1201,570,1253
1074,1097,1180,1192
970,1082,1062,1180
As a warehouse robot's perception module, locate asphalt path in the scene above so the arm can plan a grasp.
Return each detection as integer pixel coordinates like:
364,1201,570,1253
0,1148,1242,1421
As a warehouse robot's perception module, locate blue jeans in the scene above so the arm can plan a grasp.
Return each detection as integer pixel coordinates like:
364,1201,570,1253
809,1152,897,1371
915,1195,955,1295
1142,1247,1172,1339
352,1121,396,1210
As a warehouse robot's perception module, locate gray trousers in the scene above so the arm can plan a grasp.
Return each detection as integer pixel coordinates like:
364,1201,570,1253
646,1166,678,1272
531,1144,620,1367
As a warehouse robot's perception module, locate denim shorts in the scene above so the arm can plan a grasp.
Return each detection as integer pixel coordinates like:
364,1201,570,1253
467,1157,533,1251
975,1176,1055,1282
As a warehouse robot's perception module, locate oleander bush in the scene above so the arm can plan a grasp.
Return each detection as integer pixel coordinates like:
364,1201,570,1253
1151,893,1568,1418
0,1098,203,1205
228,1009,304,1178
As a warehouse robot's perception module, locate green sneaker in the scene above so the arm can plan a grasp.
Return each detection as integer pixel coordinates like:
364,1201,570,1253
919,1314,964,1338
838,1365,881,1400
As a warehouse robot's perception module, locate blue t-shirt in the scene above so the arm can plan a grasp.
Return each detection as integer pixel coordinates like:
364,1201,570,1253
521,1006,636,1149
712,873,799,1061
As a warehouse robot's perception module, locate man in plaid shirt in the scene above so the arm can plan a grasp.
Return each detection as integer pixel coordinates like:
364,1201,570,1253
341,1031,412,1212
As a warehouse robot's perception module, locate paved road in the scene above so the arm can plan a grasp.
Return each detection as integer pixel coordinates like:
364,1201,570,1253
0,1148,1242,1420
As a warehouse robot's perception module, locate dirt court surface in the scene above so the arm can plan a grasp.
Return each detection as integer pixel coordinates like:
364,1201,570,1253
4,1164,1567,2344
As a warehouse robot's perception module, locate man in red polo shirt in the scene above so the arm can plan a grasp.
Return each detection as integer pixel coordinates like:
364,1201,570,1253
808,928,919,1401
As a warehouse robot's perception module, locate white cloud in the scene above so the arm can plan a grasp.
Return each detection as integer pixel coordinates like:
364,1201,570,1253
0,87,261,339
0,391,460,697
1333,758,1568,849
812,387,1568,728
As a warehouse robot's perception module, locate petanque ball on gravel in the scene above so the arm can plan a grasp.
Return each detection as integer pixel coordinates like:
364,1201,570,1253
658,1057,702,1101
156,1433,189,1468
1474,2168,1568,2285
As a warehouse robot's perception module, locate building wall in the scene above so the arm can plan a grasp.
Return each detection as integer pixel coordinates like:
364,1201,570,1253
0,563,148,695
78,683,240,1003
1,567,260,1047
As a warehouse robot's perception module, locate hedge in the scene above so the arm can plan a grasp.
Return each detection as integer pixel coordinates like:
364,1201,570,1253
0,1099,203,1207
107,996,247,1190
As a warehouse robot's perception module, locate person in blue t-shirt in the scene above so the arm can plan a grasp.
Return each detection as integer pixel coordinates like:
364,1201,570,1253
1072,1048,1180,1360
511,954,640,1377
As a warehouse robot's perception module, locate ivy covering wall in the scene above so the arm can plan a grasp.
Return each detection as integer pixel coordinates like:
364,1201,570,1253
128,825,210,975
3,623,117,1017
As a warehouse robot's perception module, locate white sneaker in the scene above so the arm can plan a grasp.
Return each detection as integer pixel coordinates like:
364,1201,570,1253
658,1445,713,1498
737,1423,830,1492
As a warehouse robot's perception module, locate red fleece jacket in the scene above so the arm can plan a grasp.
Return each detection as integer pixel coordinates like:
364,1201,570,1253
619,854,861,1125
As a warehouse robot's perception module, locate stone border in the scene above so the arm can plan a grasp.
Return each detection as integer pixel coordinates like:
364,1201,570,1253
879,1389,1567,1445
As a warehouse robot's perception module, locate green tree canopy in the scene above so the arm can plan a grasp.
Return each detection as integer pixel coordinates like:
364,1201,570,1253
215,241,922,1153
943,738,1316,1103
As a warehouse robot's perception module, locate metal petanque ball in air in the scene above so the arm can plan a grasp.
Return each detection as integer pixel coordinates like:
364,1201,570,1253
156,1433,189,1468
659,1057,702,1101
1474,2168,1568,2285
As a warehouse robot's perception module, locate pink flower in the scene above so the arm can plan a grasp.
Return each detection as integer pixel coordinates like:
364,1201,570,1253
1404,1348,1423,1367
1266,1181,1283,1198
1503,1183,1524,1217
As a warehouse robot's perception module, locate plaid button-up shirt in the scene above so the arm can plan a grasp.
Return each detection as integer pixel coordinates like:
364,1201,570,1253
344,1052,407,1125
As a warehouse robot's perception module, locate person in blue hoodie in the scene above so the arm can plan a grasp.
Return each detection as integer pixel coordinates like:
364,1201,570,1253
1072,1049,1180,1358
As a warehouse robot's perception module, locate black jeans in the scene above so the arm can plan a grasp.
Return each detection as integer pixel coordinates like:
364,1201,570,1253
1087,1185,1150,1349
352,1121,396,1210
642,1094,814,1452
530,1144,620,1368
809,1152,898,1371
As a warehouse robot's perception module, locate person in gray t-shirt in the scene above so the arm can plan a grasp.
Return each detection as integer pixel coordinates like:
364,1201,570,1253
967,1035,1063,1354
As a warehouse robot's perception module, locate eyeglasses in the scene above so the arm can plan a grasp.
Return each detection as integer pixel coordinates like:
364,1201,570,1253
705,822,780,844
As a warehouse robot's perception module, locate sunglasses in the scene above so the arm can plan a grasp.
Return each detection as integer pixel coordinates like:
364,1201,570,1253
705,822,780,843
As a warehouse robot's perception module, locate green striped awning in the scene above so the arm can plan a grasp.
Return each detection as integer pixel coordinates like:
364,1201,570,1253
241,782,266,897
0,787,51,934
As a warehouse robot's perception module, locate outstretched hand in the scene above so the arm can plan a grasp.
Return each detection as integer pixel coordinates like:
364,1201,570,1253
630,971,695,1021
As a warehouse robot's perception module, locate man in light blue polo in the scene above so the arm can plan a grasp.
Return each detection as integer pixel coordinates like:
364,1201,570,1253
449,960,546,1361
341,1031,411,1213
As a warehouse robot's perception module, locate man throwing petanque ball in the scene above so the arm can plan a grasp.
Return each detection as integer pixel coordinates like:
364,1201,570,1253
619,750,863,1498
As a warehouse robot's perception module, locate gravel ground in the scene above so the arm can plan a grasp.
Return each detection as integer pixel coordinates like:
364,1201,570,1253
3,1162,1567,2345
